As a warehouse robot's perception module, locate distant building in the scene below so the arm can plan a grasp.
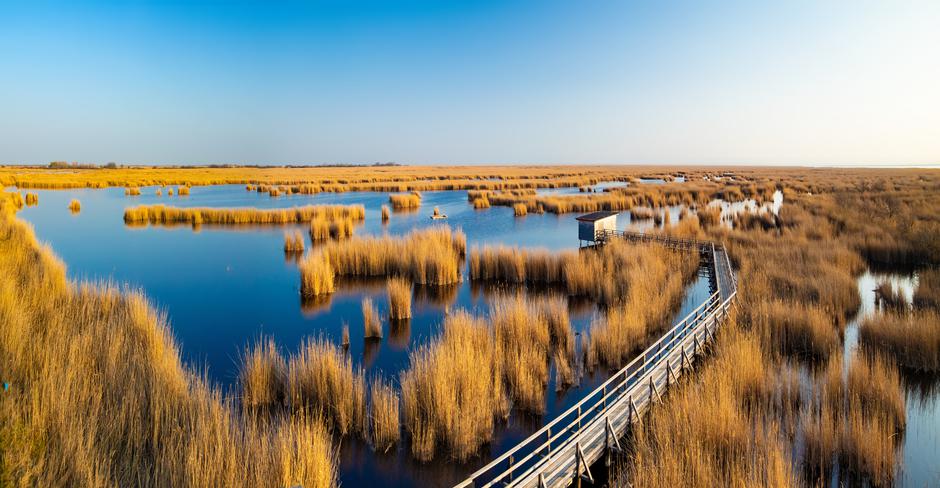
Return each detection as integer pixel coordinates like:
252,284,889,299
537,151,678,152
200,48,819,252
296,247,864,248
576,211,618,245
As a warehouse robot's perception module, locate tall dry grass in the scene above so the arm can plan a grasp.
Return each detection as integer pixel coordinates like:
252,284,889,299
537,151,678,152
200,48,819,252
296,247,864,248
309,215,355,240
299,254,335,297
389,191,421,210
124,204,365,226
400,311,507,462
387,277,412,319
369,377,400,452
490,294,551,413
287,336,366,437
362,297,382,339
914,268,940,310
239,337,288,410
0,198,337,487
304,226,466,287
283,230,305,253
860,310,940,372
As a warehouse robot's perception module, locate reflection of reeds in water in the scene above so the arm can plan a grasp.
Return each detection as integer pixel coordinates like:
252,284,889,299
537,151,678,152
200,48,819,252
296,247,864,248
413,283,459,307
400,310,507,462
388,318,411,349
387,278,412,320
369,376,400,453
288,336,365,437
239,336,288,410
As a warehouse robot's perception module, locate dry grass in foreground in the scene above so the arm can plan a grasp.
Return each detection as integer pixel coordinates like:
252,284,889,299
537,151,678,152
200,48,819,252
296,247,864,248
288,336,366,437
0,197,337,487
369,376,401,453
400,311,507,462
123,204,365,226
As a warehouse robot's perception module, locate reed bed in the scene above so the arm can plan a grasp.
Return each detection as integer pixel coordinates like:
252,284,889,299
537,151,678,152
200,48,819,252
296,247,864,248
630,207,654,220
299,254,335,297
24,192,38,206
239,337,288,410
913,268,940,310
512,202,527,216
697,205,722,228
284,230,305,253
874,280,907,311
68,199,81,213
0,199,337,487
389,191,422,210
362,297,382,339
369,377,401,452
469,245,574,284
288,336,366,437
124,186,141,196
387,277,412,319
303,226,466,288
124,204,365,226
490,294,551,413
472,195,490,209
859,310,940,372
381,204,390,222
309,215,355,240
400,310,507,462
754,300,839,358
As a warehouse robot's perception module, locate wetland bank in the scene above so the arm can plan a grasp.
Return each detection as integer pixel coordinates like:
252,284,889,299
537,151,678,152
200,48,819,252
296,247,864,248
2,166,940,487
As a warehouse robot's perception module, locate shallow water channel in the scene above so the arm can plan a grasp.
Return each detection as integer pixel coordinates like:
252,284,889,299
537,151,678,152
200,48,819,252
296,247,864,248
16,184,714,486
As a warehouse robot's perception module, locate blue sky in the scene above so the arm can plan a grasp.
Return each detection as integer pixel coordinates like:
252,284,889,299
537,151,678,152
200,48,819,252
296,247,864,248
1,1,938,165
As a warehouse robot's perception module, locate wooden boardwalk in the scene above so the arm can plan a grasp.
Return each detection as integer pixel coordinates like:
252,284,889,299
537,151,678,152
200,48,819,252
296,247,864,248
455,231,736,488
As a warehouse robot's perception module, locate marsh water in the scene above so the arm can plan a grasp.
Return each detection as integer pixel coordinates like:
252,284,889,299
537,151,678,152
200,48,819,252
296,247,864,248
15,184,714,487
14,185,938,487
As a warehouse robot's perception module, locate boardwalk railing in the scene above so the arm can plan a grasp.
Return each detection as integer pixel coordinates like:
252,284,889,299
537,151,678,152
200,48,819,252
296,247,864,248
455,232,736,488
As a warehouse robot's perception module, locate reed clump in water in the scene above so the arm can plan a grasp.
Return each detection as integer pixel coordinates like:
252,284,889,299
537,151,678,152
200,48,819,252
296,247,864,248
490,294,551,413
0,199,338,487
381,204,390,222
299,254,335,297
697,206,722,228
362,298,382,339
124,186,141,196
369,377,400,452
387,277,412,319
24,192,38,206
859,310,940,372
630,207,654,220
309,215,355,240
68,199,81,213
305,226,466,287
874,280,907,311
288,336,366,437
754,300,839,359
240,336,288,410
284,230,305,253
400,311,507,462
389,191,421,210
512,202,527,216
472,195,490,209
177,186,190,196
155,188,162,196
123,204,365,226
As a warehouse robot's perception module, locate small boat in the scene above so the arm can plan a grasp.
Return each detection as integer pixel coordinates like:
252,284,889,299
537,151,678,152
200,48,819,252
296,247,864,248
430,214,448,220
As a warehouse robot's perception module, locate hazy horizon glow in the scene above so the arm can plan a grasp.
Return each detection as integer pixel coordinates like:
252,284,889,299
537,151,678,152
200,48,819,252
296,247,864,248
2,1,938,166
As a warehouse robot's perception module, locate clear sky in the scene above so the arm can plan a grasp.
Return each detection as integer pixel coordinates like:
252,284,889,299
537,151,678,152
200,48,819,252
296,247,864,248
1,0,938,166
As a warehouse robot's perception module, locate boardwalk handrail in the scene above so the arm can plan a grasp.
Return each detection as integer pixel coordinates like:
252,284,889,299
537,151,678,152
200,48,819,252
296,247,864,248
455,232,737,488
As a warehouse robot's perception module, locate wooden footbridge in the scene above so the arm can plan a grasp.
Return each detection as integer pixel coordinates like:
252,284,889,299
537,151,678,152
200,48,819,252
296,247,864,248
455,230,737,488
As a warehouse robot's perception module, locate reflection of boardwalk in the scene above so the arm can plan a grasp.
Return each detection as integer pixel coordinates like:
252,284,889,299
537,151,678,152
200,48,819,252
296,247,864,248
455,231,737,488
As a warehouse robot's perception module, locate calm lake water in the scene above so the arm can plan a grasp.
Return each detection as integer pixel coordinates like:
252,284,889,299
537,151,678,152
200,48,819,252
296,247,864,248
15,184,713,487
